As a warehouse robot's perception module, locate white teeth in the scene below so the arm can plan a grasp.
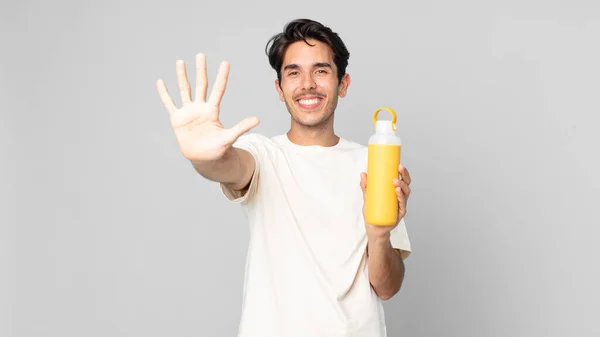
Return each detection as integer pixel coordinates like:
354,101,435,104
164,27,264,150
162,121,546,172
299,99,319,105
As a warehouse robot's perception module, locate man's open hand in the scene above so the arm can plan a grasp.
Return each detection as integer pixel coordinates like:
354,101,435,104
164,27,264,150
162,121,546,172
156,53,259,162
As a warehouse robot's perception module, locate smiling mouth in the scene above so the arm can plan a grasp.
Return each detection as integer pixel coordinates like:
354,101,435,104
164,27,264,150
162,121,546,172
296,97,324,110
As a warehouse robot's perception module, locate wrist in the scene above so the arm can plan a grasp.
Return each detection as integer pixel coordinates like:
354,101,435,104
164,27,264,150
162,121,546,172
367,231,391,246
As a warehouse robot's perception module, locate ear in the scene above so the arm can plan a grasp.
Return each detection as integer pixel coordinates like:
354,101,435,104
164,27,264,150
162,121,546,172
275,79,285,102
338,73,351,98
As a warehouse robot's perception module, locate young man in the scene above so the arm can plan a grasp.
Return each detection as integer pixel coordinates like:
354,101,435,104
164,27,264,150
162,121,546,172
156,18,412,337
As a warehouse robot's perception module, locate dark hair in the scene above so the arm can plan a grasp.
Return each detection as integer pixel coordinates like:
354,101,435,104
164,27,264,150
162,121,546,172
265,18,350,84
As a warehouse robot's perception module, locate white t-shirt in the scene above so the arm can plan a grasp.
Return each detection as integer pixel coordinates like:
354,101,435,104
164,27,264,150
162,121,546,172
220,133,411,337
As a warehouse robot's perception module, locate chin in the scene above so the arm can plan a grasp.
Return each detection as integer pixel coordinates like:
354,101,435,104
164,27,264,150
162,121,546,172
285,98,334,127
292,112,331,127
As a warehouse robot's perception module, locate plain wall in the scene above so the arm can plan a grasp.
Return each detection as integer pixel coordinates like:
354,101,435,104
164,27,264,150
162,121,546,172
2,0,599,336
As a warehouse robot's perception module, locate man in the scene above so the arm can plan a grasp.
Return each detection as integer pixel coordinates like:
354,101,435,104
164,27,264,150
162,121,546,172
156,18,412,337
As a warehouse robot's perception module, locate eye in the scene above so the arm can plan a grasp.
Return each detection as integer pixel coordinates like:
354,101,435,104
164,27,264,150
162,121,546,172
316,69,328,74
288,71,299,76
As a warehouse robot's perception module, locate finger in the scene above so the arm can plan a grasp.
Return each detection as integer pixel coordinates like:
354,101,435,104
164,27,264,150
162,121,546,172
398,164,411,186
156,79,177,115
208,61,230,107
398,181,411,201
396,187,407,217
225,116,260,143
176,60,192,104
195,53,208,102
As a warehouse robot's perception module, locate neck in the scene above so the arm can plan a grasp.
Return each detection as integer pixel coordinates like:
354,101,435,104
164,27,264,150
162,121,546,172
287,116,339,147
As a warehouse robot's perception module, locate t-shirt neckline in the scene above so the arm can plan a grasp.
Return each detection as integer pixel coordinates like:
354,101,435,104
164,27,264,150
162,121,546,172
275,133,350,151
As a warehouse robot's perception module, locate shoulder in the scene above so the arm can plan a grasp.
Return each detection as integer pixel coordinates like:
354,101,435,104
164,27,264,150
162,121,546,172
338,137,368,158
339,137,367,150
327,137,367,172
231,133,279,153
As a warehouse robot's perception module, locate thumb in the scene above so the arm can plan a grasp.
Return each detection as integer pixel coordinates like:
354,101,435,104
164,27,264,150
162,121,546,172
360,172,367,201
226,116,260,143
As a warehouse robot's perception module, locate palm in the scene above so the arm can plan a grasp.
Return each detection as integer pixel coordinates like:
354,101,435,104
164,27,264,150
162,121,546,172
169,101,227,161
156,53,259,162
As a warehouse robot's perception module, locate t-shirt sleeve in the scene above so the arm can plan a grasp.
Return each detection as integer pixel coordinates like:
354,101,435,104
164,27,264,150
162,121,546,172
390,218,411,260
218,133,262,205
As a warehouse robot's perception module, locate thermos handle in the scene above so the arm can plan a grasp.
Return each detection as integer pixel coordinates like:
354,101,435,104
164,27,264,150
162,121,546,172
372,107,397,131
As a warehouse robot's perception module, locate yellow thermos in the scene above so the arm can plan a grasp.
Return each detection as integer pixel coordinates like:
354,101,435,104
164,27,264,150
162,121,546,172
365,107,402,226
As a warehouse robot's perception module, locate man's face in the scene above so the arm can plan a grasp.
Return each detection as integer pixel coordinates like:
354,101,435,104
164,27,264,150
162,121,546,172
275,39,350,128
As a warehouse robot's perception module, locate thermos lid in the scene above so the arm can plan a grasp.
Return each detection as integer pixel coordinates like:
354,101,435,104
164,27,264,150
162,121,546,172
376,120,395,134
372,107,397,132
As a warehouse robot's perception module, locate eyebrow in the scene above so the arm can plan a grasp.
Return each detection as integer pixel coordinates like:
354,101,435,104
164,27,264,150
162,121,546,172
283,62,332,71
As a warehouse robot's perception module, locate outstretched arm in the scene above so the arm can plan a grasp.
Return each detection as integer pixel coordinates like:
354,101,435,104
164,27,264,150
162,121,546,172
156,53,259,191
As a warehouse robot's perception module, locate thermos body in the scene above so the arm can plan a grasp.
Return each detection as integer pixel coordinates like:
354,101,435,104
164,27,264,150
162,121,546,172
365,107,402,226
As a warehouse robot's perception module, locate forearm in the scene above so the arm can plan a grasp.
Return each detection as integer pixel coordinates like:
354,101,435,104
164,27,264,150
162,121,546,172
191,147,254,190
367,233,405,300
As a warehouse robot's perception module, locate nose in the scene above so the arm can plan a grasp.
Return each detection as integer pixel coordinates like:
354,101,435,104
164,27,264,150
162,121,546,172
301,73,316,90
